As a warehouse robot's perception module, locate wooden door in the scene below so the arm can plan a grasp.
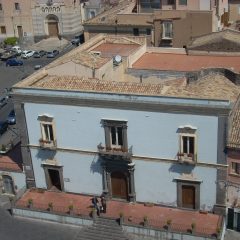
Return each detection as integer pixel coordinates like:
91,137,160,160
48,22,58,36
111,172,128,200
48,169,62,191
17,26,23,39
182,185,195,209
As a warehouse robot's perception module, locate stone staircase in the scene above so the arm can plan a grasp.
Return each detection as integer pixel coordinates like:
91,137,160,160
75,217,130,240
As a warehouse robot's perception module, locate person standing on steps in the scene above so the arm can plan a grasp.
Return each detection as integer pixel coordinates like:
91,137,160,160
92,196,100,215
101,195,107,213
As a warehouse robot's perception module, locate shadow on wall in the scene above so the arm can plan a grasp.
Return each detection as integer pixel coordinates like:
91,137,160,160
36,149,57,161
169,163,195,174
90,154,102,174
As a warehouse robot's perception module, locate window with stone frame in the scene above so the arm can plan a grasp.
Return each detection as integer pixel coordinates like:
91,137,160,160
178,126,197,162
38,115,57,148
231,162,240,175
14,2,20,10
102,120,128,152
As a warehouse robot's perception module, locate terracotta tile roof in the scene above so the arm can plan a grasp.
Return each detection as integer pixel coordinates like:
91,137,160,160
29,73,240,103
0,144,23,172
92,43,140,57
84,0,134,25
166,73,240,102
228,98,240,149
132,53,240,72
69,52,110,69
187,29,240,52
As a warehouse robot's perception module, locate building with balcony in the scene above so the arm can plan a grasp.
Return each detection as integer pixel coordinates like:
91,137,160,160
11,34,240,216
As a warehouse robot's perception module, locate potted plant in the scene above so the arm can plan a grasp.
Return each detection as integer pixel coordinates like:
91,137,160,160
68,204,74,215
191,222,196,234
0,144,7,154
143,215,148,227
128,216,133,222
27,198,33,208
48,202,53,211
119,212,124,225
166,219,172,231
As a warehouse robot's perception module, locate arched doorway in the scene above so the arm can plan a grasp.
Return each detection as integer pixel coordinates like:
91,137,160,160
111,171,128,200
46,14,59,37
2,175,15,195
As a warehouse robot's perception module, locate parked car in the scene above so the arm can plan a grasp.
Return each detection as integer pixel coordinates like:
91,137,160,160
47,50,59,58
21,50,35,59
11,46,22,55
1,51,18,61
6,58,23,66
0,97,7,108
33,50,46,58
71,34,82,46
0,121,8,135
7,110,16,125
34,64,42,70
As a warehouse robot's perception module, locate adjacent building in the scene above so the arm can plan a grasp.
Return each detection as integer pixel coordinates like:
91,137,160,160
0,0,107,43
84,0,229,47
11,34,240,215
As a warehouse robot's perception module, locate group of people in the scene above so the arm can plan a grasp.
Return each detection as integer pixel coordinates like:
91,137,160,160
91,195,107,215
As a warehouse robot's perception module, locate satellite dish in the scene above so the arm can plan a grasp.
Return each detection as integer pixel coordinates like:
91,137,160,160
114,55,122,64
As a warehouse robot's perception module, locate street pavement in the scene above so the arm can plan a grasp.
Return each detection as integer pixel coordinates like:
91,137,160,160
0,39,75,147
0,207,80,240
224,229,240,240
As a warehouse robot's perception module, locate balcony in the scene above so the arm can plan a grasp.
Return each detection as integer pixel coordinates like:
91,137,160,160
97,143,132,160
177,152,197,165
39,138,57,150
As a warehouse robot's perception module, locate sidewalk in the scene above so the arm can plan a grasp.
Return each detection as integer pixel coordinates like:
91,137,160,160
15,189,222,237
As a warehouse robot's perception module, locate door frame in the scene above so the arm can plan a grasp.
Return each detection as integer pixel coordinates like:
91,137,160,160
45,14,59,37
101,158,136,202
42,164,64,191
176,179,201,210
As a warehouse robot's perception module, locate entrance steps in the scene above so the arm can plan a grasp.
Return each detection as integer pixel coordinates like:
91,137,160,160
75,217,130,240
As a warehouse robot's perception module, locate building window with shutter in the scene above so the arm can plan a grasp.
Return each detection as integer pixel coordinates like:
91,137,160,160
162,21,173,39
0,26,6,34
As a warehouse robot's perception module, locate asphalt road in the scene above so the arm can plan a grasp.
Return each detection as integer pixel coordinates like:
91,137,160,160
0,207,80,240
0,44,75,142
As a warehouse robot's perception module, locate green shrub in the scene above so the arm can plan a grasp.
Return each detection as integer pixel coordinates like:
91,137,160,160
4,37,18,46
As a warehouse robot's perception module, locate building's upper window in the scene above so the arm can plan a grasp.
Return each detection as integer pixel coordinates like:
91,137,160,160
0,3,2,11
133,28,139,36
14,2,20,10
0,26,6,34
179,0,187,5
178,125,197,162
162,21,173,39
102,120,128,152
38,115,57,149
231,162,240,175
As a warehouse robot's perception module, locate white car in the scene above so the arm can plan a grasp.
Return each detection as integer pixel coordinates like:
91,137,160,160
21,50,35,59
11,46,22,55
